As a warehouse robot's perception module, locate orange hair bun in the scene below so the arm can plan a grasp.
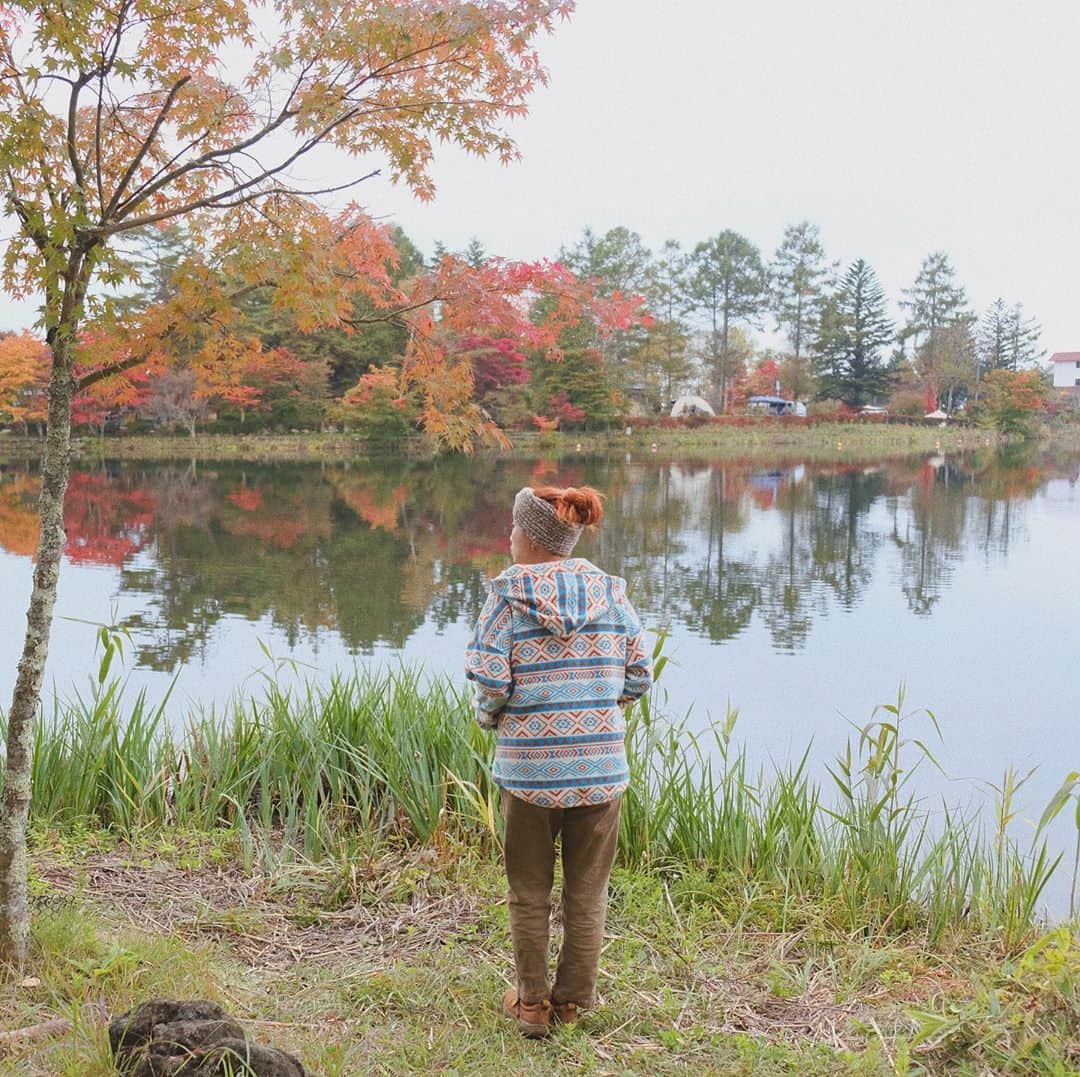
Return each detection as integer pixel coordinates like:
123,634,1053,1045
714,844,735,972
532,485,604,527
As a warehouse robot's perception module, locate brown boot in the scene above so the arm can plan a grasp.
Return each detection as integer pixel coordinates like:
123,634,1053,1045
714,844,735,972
502,988,551,1038
552,1000,580,1026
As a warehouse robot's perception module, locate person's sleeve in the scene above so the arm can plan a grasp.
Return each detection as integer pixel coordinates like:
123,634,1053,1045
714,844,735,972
464,589,513,730
619,598,653,705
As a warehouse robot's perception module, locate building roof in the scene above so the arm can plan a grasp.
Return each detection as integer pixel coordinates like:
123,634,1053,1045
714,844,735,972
1050,352,1080,362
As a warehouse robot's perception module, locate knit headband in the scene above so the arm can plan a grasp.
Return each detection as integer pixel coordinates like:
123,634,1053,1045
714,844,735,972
513,487,583,557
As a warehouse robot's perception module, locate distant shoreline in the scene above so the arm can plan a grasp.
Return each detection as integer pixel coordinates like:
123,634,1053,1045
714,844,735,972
0,420,1023,464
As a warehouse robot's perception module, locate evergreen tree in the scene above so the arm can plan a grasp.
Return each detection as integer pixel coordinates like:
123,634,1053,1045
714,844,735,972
464,237,486,269
769,221,830,362
977,298,1011,375
1004,302,1043,370
559,226,652,297
118,224,197,312
901,252,969,382
814,259,895,407
530,322,618,428
688,231,767,410
977,299,1043,374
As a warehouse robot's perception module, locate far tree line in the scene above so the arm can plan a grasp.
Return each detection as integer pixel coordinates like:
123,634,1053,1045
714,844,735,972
0,221,1048,439
553,223,1045,419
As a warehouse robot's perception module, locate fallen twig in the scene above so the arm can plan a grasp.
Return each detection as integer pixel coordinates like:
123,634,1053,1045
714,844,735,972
0,1016,73,1049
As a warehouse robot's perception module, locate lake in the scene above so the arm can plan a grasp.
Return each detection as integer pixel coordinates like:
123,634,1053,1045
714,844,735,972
1,447,1078,910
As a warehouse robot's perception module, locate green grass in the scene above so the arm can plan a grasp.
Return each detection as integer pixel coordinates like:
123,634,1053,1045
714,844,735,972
1,832,1076,1075
2,664,1078,1073
522,420,992,461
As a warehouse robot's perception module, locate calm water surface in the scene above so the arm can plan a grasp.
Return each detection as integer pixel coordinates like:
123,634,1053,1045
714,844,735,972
1,448,1078,908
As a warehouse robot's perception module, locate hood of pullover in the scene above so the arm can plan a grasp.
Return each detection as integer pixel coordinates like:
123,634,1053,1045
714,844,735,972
489,558,625,638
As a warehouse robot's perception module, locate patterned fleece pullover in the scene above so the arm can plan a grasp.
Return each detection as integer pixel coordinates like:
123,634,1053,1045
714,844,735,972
464,558,653,808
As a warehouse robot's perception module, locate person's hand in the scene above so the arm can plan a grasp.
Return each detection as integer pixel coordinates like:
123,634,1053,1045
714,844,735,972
476,706,501,731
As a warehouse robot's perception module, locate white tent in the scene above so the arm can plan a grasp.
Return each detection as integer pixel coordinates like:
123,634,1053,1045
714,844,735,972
671,395,716,418
924,409,949,421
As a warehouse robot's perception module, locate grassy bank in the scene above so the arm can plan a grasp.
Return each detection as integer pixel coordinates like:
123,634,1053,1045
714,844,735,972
520,421,995,461
0,420,998,465
1,668,1077,1073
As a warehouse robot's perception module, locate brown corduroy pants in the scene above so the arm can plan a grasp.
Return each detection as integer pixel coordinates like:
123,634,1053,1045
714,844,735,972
501,789,622,1007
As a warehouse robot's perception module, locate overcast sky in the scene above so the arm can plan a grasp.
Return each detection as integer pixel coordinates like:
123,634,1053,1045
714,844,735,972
3,0,1077,352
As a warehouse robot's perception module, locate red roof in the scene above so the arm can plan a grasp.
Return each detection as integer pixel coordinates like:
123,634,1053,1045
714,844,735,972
1050,352,1080,362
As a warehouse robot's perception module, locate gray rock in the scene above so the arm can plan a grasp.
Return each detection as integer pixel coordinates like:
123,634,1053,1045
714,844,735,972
111,1000,305,1077
150,1018,248,1052
110,1000,228,1064
186,1039,306,1076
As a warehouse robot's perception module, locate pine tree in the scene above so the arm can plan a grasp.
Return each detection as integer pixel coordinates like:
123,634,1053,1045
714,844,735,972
977,299,1042,374
814,259,895,407
770,221,830,362
464,237,486,269
977,298,1011,375
559,226,652,297
118,224,197,312
1004,303,1043,370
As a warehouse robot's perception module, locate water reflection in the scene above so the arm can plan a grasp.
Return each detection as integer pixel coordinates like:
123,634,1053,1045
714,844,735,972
0,448,1076,669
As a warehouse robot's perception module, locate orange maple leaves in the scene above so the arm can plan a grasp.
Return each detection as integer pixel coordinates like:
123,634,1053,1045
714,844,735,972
0,0,647,449
0,332,49,428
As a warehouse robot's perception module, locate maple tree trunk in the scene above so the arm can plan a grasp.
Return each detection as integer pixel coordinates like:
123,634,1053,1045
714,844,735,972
0,345,75,967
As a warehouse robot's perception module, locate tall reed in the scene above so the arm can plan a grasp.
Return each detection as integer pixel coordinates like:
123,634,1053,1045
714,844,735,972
2,666,1073,948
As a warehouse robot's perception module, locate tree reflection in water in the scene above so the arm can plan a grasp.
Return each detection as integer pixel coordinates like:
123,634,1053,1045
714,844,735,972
0,448,1075,670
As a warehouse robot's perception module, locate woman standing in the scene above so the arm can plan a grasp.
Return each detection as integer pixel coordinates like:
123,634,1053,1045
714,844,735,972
465,485,652,1038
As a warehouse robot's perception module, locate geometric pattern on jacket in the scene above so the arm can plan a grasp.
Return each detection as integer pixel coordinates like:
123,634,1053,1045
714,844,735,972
465,557,653,808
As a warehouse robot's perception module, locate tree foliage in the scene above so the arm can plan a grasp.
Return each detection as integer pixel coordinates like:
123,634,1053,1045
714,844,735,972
688,231,767,410
975,368,1048,437
0,0,600,967
977,299,1042,375
0,331,49,429
815,259,895,407
770,221,830,362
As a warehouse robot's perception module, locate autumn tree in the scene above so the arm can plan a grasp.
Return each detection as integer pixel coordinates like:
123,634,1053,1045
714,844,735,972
71,364,152,434
560,225,653,393
0,332,49,432
688,231,767,411
740,356,784,401
460,336,529,402
975,368,1048,437
0,0,581,966
815,259,895,407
